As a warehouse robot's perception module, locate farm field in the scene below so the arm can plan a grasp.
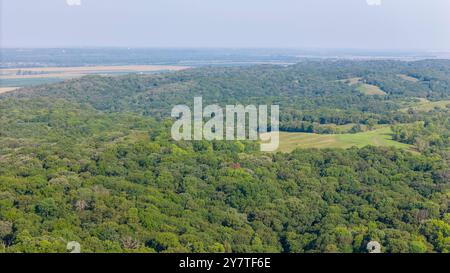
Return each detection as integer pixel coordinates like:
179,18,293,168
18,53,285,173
0,87,17,94
0,65,190,87
268,126,412,152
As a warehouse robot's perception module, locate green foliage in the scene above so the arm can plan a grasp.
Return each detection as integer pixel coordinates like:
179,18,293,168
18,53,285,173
0,59,449,253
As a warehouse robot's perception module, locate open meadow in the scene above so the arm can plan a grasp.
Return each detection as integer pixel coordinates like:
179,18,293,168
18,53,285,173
269,126,412,152
337,77,386,95
400,98,450,112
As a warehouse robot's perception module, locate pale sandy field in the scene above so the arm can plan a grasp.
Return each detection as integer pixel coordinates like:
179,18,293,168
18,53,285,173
0,65,190,80
0,87,18,94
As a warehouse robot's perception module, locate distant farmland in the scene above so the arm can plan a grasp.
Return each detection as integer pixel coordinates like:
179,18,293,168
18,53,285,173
0,87,17,94
0,65,190,88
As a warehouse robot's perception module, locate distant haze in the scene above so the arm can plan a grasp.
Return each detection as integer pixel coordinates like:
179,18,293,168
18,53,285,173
1,0,450,51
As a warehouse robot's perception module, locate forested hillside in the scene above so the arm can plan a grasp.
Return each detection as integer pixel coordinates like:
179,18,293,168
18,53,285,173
0,60,449,253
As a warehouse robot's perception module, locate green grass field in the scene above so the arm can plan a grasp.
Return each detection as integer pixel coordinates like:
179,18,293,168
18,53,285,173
272,126,412,152
337,77,386,95
400,98,450,112
356,83,387,95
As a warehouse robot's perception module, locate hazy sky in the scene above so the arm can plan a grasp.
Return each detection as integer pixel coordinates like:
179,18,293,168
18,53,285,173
1,0,450,50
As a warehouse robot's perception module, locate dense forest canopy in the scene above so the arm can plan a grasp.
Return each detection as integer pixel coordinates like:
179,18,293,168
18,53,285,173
0,60,449,253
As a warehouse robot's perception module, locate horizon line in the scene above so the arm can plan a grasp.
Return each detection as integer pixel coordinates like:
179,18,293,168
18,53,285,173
1,46,450,54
